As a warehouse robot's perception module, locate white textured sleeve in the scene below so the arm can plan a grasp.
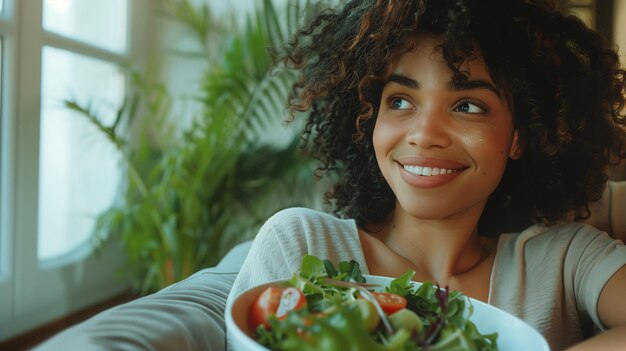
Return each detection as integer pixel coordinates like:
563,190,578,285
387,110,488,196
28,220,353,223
573,228,626,330
227,209,304,307
225,207,367,351
226,207,366,305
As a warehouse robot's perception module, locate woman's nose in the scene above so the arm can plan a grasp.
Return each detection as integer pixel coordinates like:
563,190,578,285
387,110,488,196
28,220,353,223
405,106,452,149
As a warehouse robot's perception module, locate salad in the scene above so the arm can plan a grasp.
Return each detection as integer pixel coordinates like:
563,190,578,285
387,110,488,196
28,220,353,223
248,255,498,351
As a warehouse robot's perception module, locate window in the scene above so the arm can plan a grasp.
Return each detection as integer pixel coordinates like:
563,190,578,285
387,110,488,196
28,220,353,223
0,0,154,342
0,0,12,289
38,0,127,263
37,0,129,263
0,0,16,333
43,0,127,53
37,47,124,262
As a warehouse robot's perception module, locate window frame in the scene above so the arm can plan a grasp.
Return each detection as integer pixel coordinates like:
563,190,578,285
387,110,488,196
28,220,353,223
0,0,156,341
0,0,18,330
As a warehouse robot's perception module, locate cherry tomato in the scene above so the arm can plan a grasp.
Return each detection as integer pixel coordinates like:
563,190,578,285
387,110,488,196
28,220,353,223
276,287,307,317
249,286,282,331
249,286,307,331
360,292,407,315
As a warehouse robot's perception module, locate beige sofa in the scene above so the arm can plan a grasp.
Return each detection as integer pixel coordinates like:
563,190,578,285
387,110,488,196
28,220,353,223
34,241,253,351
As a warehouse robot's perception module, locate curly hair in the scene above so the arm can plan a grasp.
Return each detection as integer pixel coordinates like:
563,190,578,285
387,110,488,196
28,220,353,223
282,0,626,235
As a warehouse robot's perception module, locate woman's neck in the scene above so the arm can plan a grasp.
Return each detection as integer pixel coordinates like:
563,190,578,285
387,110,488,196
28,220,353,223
368,204,492,286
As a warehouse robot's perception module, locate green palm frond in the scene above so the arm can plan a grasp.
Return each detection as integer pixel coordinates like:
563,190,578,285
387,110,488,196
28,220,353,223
69,0,325,294
199,0,324,140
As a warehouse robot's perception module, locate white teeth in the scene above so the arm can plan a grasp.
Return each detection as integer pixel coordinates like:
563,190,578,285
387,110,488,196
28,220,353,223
403,165,459,176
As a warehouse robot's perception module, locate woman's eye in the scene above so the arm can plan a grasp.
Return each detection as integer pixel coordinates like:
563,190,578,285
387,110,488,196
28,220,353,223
389,97,413,110
454,100,487,114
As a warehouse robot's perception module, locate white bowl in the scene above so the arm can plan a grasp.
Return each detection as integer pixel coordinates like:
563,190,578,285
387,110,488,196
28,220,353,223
226,275,550,351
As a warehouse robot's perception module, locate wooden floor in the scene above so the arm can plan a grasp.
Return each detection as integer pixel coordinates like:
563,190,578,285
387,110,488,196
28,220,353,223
0,292,137,351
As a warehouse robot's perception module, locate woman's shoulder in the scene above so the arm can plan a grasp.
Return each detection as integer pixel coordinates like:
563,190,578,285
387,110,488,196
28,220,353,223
258,206,365,262
265,207,346,224
491,222,625,348
254,207,357,246
262,207,355,234
500,221,605,245
497,221,620,261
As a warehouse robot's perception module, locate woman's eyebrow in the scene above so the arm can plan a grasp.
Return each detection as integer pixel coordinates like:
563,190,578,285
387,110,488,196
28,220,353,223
387,74,501,98
386,74,419,89
449,79,501,98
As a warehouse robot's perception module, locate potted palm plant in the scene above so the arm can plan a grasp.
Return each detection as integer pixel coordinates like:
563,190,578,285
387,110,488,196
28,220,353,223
66,0,325,294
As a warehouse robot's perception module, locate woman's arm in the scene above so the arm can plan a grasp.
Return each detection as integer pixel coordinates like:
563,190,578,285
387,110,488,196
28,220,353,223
566,325,626,351
582,180,626,242
566,266,626,351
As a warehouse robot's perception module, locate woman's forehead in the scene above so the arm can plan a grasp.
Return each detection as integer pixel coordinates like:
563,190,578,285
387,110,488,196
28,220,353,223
391,35,492,82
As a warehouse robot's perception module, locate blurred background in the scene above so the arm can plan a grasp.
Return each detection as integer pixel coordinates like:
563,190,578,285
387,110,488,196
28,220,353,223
0,0,624,348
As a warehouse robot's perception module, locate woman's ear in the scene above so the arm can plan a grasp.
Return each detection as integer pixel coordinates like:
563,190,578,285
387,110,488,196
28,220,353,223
509,130,524,160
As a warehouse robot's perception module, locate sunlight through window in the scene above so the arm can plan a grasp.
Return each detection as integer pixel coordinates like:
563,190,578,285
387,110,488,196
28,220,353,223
43,0,128,53
37,47,124,262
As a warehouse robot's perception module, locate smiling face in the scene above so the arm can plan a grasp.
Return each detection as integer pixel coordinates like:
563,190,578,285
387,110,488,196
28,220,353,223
373,35,522,222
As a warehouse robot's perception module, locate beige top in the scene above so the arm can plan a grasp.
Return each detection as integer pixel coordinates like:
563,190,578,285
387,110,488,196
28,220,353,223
228,207,626,351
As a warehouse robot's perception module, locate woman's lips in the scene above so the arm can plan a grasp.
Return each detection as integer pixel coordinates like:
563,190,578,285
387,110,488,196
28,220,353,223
396,156,468,170
402,164,463,176
395,157,468,188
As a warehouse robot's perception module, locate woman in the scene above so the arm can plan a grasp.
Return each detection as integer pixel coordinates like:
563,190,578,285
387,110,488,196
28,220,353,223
228,0,626,349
